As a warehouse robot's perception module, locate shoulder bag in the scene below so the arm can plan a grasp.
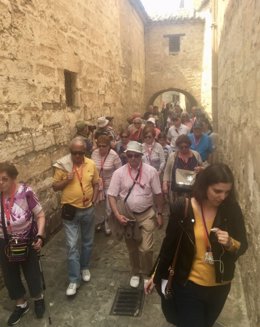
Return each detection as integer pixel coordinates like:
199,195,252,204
158,197,189,325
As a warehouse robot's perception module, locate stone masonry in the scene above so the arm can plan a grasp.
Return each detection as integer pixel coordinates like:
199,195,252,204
0,0,146,234
144,17,211,111
217,0,260,326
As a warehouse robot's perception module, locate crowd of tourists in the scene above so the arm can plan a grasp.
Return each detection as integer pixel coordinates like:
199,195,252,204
0,103,247,327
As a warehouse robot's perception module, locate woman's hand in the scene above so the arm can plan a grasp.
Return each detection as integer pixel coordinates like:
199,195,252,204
144,278,155,295
194,166,204,173
32,238,43,252
213,228,231,247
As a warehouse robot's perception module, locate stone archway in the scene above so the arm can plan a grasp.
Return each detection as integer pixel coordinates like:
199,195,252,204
147,88,198,112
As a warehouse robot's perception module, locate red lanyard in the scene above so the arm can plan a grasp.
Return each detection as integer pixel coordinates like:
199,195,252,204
73,164,86,201
127,162,144,188
99,150,110,176
200,204,212,251
2,184,16,233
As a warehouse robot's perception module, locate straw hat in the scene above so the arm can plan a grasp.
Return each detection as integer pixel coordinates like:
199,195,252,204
97,116,109,128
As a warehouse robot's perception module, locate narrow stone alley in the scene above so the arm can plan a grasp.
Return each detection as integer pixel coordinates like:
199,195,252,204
0,218,249,327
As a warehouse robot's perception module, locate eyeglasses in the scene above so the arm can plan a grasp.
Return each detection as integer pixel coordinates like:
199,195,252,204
71,151,85,156
134,122,141,125
144,135,153,139
98,144,108,148
126,153,141,159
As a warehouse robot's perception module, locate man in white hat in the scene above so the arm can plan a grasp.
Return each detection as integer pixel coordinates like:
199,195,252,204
107,141,163,288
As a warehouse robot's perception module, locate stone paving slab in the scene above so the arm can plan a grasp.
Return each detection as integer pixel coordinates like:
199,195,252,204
0,219,249,327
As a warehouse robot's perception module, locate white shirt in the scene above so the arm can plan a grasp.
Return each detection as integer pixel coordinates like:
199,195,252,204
167,124,189,149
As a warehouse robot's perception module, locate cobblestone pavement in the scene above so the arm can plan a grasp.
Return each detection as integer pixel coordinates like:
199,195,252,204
0,217,249,327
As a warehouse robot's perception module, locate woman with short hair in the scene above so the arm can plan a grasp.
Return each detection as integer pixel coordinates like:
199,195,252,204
163,134,202,204
0,162,46,326
115,130,130,165
91,135,122,235
142,126,165,175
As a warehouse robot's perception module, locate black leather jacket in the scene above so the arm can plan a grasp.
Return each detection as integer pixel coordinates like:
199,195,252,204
153,197,248,285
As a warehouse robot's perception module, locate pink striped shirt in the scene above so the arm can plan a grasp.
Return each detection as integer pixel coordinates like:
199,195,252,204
91,149,122,190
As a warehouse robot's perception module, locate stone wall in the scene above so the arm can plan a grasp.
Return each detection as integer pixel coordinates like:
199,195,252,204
217,1,260,326
0,0,145,235
144,18,210,110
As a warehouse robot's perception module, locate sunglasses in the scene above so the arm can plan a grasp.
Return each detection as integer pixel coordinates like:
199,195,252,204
126,153,141,159
98,144,108,148
71,151,85,156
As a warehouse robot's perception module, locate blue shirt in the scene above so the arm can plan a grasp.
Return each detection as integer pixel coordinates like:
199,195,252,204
188,133,212,161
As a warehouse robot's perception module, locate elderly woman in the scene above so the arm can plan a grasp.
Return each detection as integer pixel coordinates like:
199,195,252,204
91,135,122,235
0,162,45,326
128,117,144,143
163,134,202,204
142,126,165,175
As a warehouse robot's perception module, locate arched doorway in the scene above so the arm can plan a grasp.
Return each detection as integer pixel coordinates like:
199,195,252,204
147,88,198,113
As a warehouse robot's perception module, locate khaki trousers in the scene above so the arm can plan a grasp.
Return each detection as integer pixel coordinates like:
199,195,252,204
125,207,156,276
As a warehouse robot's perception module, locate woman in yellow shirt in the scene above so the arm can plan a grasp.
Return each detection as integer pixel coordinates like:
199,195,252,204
145,163,248,327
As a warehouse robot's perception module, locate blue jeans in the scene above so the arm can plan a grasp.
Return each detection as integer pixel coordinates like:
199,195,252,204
63,206,95,283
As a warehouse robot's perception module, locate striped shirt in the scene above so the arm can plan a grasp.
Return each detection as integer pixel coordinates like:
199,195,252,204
91,149,122,190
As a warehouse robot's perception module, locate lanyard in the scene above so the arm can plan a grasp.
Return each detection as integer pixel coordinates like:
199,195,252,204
2,184,16,234
127,162,144,188
99,150,110,177
145,142,154,164
73,164,87,202
200,203,212,251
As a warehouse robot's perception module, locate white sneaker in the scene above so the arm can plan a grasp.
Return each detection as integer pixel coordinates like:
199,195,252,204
66,283,80,296
130,275,140,288
81,269,91,282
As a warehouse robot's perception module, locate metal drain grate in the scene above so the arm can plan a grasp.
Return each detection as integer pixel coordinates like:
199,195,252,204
110,287,144,317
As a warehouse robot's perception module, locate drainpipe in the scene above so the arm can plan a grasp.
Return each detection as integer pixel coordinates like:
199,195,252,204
211,0,218,131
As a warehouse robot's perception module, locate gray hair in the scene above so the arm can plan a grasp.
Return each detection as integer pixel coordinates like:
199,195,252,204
69,137,86,149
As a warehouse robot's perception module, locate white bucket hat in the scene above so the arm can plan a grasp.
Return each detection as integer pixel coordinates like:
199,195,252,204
124,141,143,154
147,117,156,125
97,116,109,128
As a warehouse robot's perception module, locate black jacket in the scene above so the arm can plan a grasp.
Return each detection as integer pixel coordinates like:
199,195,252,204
153,197,248,285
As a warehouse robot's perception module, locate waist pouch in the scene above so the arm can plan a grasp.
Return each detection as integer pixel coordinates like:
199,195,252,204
5,238,30,263
61,203,77,221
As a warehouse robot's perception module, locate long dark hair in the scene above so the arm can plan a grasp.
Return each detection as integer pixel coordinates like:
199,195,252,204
193,163,236,203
